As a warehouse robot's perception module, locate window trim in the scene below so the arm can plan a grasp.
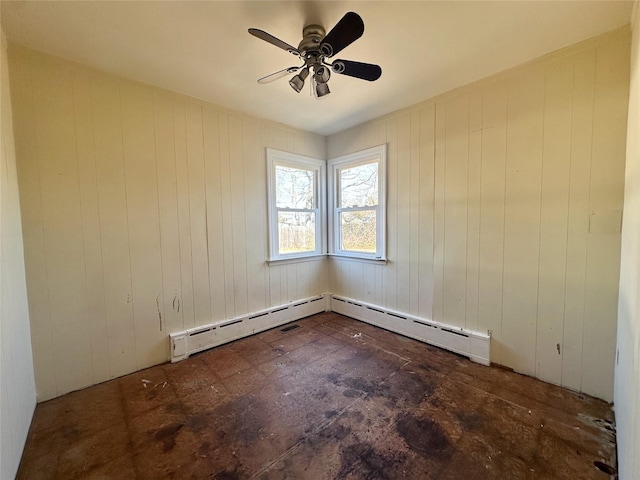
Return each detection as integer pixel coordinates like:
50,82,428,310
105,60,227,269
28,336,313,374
266,148,326,262
328,144,387,260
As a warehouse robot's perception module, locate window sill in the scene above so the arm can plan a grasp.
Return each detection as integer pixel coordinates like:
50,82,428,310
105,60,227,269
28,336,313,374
328,254,387,265
267,254,327,266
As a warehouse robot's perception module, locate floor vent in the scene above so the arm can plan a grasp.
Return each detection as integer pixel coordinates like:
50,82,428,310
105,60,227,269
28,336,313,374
330,294,490,366
280,324,301,333
169,294,327,362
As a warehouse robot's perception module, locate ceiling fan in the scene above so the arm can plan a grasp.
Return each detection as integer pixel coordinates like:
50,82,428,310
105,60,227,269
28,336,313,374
248,12,382,98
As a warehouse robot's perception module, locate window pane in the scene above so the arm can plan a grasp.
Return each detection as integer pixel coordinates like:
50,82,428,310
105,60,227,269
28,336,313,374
276,165,314,209
339,162,378,208
278,212,316,254
340,210,376,253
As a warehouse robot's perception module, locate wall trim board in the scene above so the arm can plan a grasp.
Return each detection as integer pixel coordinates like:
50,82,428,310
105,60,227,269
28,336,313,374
169,292,490,366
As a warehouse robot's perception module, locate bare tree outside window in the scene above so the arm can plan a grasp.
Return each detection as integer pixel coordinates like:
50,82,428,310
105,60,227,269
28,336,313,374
275,165,316,254
339,163,378,208
276,166,314,209
338,162,378,253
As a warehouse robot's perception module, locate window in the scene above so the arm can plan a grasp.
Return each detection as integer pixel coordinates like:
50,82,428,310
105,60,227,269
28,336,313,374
328,145,386,260
267,149,326,262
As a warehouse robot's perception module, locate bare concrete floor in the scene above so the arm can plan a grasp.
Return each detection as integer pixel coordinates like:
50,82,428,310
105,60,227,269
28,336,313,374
18,312,617,479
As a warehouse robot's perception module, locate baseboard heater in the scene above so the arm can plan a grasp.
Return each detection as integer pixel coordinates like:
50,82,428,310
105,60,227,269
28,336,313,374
330,294,490,366
169,292,490,367
169,294,328,362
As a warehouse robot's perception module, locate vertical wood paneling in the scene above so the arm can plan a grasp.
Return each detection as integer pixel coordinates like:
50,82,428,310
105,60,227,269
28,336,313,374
1,34,37,480
409,111,420,315
562,50,595,391
396,114,411,313
501,69,545,376
614,8,640,479
185,103,211,325
172,100,195,329
326,30,628,400
581,37,630,399
330,258,347,297
443,95,469,328
33,59,93,393
535,58,573,385
10,52,57,397
269,265,282,306
91,74,136,379
242,118,268,313
202,107,225,321
362,263,375,303
477,82,508,365
11,48,326,400
286,264,297,301
348,262,364,300
418,105,435,320
121,83,165,367
229,115,248,314
153,92,184,334
73,70,110,384
265,126,284,306
432,102,446,323
385,118,398,310
218,113,235,317
466,92,482,332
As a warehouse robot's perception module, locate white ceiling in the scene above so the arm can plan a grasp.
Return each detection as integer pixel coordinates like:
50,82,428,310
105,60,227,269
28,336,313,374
0,1,634,136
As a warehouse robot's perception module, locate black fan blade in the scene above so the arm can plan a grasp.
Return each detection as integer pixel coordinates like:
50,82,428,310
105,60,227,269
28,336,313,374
331,60,382,81
319,12,364,57
257,66,300,84
249,28,300,55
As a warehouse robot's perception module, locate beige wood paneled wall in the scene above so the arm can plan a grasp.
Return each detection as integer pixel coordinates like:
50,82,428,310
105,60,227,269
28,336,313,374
9,47,327,401
328,29,630,401
615,2,640,478
1,33,36,479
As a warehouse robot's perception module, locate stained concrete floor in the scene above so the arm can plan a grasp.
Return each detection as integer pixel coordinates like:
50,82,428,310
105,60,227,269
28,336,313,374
18,312,617,480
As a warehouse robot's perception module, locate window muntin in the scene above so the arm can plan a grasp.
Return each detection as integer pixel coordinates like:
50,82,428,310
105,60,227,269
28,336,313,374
267,149,326,261
329,145,386,260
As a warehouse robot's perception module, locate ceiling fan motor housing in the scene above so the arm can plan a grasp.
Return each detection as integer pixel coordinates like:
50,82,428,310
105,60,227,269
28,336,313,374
298,25,325,57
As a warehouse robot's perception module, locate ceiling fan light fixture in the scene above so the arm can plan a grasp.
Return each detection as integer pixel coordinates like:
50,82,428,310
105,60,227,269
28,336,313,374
314,66,330,84
289,67,309,93
315,81,330,98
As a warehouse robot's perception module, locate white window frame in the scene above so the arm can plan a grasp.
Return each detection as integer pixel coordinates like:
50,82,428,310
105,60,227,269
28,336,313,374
328,144,387,261
267,148,326,263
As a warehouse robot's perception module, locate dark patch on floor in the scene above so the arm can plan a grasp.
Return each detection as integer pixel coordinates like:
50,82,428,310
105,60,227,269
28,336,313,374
185,411,217,433
214,467,240,480
328,368,436,405
209,395,265,445
396,412,453,458
454,411,484,430
152,423,182,452
320,422,352,441
337,442,406,480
